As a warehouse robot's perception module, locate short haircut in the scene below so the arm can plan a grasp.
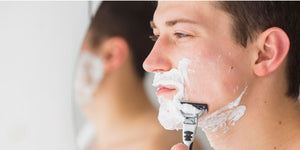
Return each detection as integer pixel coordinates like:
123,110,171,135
217,2,300,98
88,1,157,79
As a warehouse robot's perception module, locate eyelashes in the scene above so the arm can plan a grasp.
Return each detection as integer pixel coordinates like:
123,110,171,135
149,32,192,42
174,32,191,38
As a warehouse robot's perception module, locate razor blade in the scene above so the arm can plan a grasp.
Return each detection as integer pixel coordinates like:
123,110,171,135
180,102,208,150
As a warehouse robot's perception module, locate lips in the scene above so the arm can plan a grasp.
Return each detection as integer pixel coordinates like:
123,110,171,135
156,85,177,95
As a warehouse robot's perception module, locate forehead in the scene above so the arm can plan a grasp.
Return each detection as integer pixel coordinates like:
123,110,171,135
156,1,214,13
153,1,225,28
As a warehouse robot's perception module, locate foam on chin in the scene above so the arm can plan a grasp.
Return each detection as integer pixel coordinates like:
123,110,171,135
157,97,184,130
153,58,191,130
74,51,103,105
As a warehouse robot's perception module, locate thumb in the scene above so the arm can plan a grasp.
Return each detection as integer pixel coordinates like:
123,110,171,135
171,143,188,150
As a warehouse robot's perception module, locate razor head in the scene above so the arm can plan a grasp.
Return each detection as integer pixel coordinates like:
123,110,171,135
180,102,208,113
180,102,208,150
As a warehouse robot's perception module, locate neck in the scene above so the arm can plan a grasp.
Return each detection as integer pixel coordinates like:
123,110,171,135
203,77,300,150
81,68,157,144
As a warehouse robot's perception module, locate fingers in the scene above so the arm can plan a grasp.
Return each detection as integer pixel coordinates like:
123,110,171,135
171,143,188,150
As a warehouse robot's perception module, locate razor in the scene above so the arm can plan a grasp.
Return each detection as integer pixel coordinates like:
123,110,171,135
180,102,208,150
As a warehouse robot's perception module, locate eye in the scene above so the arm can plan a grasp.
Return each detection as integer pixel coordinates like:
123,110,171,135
174,32,191,38
149,35,159,42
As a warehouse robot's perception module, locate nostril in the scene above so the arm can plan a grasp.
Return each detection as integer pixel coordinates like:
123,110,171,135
152,68,168,73
143,59,167,73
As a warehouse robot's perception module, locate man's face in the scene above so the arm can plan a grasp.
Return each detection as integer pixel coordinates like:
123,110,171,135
143,1,253,115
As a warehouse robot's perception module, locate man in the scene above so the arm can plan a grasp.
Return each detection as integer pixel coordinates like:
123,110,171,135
143,1,300,150
73,2,204,150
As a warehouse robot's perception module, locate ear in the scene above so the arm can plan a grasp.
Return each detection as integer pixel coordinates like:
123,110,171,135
253,27,290,76
97,37,129,73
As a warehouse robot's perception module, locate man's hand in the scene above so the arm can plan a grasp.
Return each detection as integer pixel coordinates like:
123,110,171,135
171,143,188,150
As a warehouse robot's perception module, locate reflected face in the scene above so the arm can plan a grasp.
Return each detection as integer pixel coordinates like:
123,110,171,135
74,51,104,105
143,1,252,115
74,32,104,105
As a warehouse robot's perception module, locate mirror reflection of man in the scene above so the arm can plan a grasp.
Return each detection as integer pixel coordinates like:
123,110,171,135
143,1,300,150
74,2,204,150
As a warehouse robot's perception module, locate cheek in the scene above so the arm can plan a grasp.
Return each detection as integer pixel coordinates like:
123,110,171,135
184,54,244,105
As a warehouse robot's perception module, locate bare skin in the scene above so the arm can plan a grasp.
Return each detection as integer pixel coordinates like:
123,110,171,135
144,1,300,150
78,34,202,150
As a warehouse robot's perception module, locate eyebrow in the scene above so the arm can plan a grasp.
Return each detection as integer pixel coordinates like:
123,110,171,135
150,19,199,29
166,19,198,26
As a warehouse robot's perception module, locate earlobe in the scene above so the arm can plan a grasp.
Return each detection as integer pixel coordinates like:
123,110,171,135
253,27,290,76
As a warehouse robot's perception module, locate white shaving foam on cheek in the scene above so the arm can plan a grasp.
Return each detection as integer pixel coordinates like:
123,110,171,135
198,87,247,133
74,51,104,105
152,58,192,130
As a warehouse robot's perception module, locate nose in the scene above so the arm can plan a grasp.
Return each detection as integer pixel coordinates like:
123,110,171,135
143,38,172,73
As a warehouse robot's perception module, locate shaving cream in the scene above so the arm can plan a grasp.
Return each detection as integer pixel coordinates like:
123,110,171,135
152,58,191,130
152,57,247,134
74,51,103,105
198,87,247,133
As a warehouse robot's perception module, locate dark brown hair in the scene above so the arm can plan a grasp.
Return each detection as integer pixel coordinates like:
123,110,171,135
217,1,300,98
89,1,157,79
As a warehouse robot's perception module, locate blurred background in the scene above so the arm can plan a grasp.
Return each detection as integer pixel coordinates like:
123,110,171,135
4,1,297,150
0,1,96,150
0,1,163,150
0,1,203,150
